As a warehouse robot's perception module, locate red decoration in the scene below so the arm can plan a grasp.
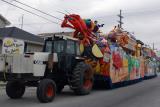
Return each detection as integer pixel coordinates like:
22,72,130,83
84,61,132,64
61,14,96,45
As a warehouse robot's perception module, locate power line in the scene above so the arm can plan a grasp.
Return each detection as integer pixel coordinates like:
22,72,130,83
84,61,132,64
96,7,160,21
4,0,14,17
56,10,66,15
1,0,60,25
13,0,63,21
13,22,53,25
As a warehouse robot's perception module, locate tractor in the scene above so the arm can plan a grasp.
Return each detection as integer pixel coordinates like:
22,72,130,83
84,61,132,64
0,35,94,103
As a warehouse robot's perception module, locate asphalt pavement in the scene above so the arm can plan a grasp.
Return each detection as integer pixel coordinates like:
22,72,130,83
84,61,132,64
0,77,160,107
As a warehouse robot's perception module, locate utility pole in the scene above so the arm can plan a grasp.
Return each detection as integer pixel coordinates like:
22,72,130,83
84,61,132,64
117,10,124,28
21,14,24,29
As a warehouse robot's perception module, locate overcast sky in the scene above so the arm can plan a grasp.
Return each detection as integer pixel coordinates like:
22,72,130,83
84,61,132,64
0,0,160,49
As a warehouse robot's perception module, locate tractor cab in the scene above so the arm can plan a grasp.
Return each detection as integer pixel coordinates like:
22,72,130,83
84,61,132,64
43,35,83,86
43,35,80,56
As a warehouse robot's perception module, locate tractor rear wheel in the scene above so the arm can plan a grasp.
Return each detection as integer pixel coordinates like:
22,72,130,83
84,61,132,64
6,81,25,99
37,79,56,103
71,62,94,95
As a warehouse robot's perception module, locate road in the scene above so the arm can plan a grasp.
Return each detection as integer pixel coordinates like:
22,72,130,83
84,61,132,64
0,77,160,107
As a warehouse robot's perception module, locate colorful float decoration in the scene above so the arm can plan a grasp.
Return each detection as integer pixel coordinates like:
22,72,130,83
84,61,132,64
61,14,158,86
143,47,157,78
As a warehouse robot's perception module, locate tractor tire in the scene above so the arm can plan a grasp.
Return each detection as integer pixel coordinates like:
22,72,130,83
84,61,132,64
6,81,25,99
37,79,56,103
71,62,94,95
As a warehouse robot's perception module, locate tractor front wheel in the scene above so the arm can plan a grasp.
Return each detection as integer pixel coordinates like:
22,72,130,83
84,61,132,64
37,79,56,103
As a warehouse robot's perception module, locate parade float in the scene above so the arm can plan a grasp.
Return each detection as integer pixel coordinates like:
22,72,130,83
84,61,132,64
61,14,157,88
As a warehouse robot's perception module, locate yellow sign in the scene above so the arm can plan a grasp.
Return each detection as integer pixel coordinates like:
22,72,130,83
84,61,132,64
2,37,24,54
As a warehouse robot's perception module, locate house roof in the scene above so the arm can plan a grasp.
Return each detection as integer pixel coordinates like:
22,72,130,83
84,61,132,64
0,14,11,26
0,27,44,45
38,32,73,37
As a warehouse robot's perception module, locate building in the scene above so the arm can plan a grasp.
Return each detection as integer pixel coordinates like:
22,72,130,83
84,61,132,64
0,27,44,53
0,14,10,28
38,32,73,38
